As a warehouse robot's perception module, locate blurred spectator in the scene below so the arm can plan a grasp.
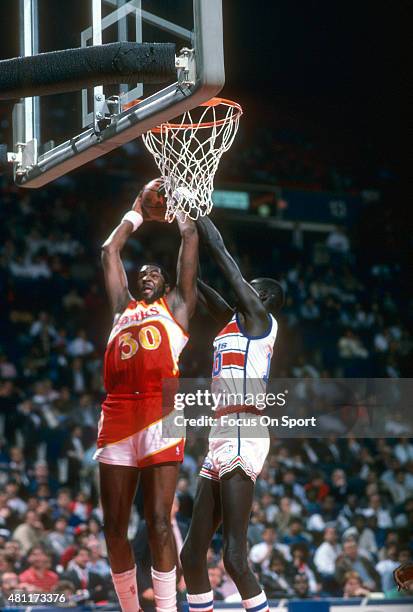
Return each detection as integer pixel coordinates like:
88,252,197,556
51,488,73,522
62,546,111,603
335,537,380,591
376,543,400,592
12,510,43,554
314,527,341,578
67,331,94,359
394,438,413,465
329,469,349,505
0,354,17,380
54,579,77,606
282,518,311,547
274,497,300,536
4,480,27,517
27,461,59,497
326,227,350,255
19,545,59,592
343,514,378,559
338,330,369,359
68,358,90,395
45,517,73,557
291,543,320,594
0,550,15,574
62,289,85,313
293,573,311,599
30,312,58,352
175,473,193,507
3,540,24,572
0,572,20,606
260,551,295,598
63,546,91,588
88,540,110,577
384,469,413,504
249,525,291,571
363,494,393,530
207,563,225,601
342,571,371,598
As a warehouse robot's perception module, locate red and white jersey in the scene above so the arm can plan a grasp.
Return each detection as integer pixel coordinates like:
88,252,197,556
211,313,277,407
103,297,188,394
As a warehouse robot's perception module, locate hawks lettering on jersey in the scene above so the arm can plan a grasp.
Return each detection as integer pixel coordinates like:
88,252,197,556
104,297,188,395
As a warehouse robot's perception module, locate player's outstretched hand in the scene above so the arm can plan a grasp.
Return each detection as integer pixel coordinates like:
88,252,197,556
394,562,413,591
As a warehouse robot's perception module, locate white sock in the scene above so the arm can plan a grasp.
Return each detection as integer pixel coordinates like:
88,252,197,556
151,566,177,612
111,565,140,612
242,591,270,612
187,590,214,612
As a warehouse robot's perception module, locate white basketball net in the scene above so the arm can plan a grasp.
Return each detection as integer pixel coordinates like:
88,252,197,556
142,98,242,222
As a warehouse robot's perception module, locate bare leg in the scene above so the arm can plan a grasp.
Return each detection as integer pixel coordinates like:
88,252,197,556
99,462,140,574
221,470,261,599
140,462,180,571
180,477,222,593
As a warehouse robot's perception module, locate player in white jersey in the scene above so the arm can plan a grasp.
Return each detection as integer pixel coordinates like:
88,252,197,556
181,217,284,612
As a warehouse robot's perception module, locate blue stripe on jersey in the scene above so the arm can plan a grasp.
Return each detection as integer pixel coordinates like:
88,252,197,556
235,312,273,340
239,338,251,456
246,601,270,612
243,339,251,397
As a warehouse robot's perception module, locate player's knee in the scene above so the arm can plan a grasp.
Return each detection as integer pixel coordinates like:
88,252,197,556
180,539,198,572
146,512,171,546
103,519,128,545
223,546,249,580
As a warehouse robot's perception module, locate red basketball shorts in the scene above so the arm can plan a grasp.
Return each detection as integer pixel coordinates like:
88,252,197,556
94,393,184,468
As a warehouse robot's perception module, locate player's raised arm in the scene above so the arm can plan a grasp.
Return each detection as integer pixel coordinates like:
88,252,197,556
196,216,268,332
197,278,234,325
167,216,199,330
101,196,143,317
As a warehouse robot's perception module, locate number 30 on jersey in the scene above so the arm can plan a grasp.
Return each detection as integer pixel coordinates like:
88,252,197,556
119,325,161,360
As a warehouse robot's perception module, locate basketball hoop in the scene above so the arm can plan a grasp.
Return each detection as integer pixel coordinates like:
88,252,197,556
142,97,242,222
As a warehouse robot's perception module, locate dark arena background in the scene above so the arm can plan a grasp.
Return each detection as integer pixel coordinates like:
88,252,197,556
0,1,409,611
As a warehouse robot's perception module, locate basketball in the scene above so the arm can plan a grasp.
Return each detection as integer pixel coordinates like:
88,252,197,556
138,178,167,222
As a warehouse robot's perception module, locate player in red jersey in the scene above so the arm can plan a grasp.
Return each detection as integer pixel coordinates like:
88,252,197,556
95,187,198,612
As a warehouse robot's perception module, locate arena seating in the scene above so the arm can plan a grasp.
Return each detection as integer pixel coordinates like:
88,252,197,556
0,119,410,608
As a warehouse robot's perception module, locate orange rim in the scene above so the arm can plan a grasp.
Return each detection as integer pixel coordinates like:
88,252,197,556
122,97,243,132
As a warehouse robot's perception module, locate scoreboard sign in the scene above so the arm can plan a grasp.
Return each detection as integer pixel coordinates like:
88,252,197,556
280,189,362,225
212,184,367,227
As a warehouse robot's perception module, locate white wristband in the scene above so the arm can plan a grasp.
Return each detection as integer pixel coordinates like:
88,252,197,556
121,210,143,232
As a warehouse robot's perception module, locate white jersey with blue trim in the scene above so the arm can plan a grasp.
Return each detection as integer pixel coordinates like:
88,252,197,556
211,312,278,408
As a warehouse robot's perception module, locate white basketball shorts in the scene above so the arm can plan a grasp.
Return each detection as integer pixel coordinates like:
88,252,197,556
199,412,270,483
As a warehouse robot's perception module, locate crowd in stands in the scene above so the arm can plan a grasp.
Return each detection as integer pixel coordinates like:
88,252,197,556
0,121,410,609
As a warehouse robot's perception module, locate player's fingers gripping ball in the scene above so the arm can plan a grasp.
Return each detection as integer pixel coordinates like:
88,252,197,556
393,562,413,591
134,177,167,222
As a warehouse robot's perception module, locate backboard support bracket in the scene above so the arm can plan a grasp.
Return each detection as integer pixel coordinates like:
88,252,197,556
8,0,224,188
